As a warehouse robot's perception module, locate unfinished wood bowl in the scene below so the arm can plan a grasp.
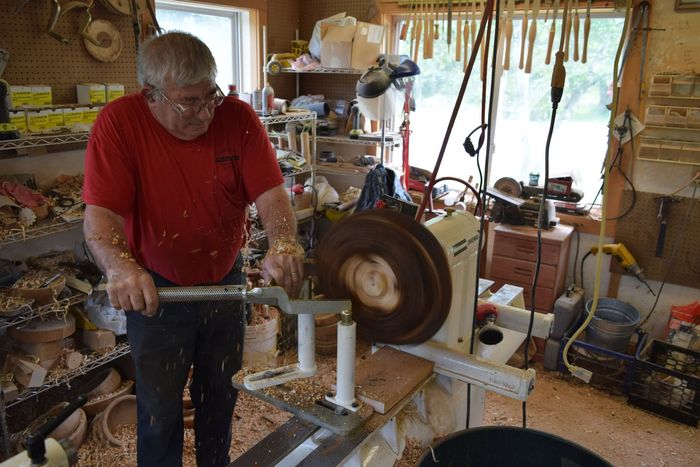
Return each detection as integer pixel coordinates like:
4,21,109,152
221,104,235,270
83,379,134,417
8,313,76,344
25,402,88,450
86,368,122,400
100,394,136,447
13,274,66,306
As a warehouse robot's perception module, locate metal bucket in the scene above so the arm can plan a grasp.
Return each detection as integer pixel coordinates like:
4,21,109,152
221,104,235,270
584,298,640,353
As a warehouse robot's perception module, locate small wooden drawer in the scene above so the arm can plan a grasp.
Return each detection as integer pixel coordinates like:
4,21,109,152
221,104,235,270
491,278,554,312
492,234,561,266
491,255,557,287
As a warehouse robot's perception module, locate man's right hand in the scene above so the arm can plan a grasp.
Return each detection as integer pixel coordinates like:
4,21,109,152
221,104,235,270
106,264,159,317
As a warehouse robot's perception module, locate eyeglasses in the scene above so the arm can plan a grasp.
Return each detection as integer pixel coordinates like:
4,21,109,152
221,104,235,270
155,85,225,119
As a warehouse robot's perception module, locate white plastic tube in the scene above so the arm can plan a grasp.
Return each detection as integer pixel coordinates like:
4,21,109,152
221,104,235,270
335,316,356,406
298,314,316,373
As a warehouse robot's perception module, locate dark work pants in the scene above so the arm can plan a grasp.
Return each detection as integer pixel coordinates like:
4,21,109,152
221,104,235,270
126,264,246,467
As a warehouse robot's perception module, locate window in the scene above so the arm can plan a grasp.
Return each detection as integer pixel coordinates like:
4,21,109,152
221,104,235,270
155,0,255,93
395,15,625,207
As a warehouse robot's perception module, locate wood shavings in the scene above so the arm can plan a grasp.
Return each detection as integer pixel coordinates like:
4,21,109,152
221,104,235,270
12,269,54,289
265,238,304,258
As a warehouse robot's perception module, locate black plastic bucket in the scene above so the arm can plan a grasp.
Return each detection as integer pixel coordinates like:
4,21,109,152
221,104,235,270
417,426,612,467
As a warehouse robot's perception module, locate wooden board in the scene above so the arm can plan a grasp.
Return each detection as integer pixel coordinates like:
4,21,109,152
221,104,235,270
354,346,433,414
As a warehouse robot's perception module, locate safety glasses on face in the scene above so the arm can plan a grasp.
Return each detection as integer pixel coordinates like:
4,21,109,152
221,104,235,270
155,85,225,119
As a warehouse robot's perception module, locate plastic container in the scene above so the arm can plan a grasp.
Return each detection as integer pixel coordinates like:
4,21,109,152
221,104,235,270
629,339,699,427
584,298,640,353
417,426,612,466
243,309,278,367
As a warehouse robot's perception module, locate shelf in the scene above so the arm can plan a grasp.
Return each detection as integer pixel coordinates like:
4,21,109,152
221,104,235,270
0,217,83,246
280,67,365,75
315,164,372,176
0,293,88,331
259,111,315,125
316,135,399,147
644,125,700,132
637,136,700,166
0,132,90,151
7,341,131,408
281,167,313,178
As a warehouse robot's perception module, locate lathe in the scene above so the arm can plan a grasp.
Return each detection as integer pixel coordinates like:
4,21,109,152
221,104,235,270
2,208,552,466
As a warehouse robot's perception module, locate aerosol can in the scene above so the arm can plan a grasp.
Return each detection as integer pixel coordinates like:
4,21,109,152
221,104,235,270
262,81,274,116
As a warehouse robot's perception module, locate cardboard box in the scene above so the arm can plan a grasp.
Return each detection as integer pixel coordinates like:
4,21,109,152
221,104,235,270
83,106,102,124
31,85,52,106
9,85,32,108
320,22,356,69
9,110,27,133
351,22,384,70
46,109,64,131
63,107,85,128
105,83,125,102
26,109,50,133
77,83,106,105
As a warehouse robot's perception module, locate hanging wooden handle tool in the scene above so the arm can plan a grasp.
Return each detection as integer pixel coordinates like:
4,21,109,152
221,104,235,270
525,0,540,73
423,1,430,60
581,0,591,63
413,2,422,63
456,2,462,61
564,5,572,61
470,0,477,50
463,3,470,71
447,0,453,50
503,0,514,70
480,0,487,80
546,0,559,64
519,0,530,70
573,0,580,62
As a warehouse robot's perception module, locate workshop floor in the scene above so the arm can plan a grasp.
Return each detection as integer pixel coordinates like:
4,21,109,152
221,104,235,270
76,360,699,466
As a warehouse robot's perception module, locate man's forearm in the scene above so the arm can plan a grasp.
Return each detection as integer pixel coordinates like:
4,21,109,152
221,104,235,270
83,205,139,278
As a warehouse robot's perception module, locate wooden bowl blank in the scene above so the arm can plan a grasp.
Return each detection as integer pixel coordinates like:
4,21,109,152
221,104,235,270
83,379,134,417
86,368,122,399
100,394,137,447
14,275,66,306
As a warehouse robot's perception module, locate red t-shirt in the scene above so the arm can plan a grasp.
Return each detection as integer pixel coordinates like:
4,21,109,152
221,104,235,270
83,93,283,285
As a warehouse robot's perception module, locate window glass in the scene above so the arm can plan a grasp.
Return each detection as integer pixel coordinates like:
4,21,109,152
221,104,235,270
156,1,242,92
397,16,624,207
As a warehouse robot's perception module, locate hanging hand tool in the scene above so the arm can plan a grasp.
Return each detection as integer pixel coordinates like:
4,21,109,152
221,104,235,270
423,1,430,60
463,2,470,71
654,195,679,258
563,3,572,61
572,0,580,61
503,0,515,70
581,0,591,63
470,0,477,51
400,1,409,41
519,0,529,70
637,1,650,99
546,0,558,65
590,243,655,295
413,2,422,63
447,0,453,51
525,0,540,73
456,1,463,61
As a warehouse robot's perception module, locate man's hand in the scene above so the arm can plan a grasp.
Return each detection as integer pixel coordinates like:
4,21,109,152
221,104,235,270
262,253,304,298
106,262,159,316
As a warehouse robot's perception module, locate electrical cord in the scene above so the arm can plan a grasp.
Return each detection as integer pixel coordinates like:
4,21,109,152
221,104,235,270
466,0,497,431
431,176,482,216
562,0,633,383
572,227,581,288
579,250,593,294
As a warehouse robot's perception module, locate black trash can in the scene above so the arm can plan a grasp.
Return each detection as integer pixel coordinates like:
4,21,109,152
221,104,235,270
417,426,612,467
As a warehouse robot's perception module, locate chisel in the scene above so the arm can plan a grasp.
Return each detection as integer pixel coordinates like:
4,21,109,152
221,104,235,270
519,0,529,70
503,0,514,70
582,0,591,63
456,1,463,61
546,0,558,65
447,0,453,50
573,0,580,62
564,3,572,61
525,0,540,73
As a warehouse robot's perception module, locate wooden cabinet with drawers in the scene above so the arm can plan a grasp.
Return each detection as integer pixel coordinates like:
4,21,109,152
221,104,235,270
486,223,574,313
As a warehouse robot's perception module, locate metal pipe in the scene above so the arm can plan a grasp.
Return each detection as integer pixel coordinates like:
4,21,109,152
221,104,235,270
298,314,317,374
334,311,357,407
477,299,553,339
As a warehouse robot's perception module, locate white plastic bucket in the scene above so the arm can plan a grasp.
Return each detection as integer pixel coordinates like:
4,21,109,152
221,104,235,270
243,312,279,367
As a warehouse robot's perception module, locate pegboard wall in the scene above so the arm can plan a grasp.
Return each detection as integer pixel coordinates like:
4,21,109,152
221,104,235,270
0,1,140,104
615,190,700,288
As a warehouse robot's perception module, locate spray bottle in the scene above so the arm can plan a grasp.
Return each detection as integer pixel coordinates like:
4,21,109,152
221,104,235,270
262,81,274,115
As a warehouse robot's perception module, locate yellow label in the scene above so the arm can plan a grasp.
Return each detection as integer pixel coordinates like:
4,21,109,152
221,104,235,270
64,109,84,126
27,111,48,132
90,89,106,104
31,86,53,106
106,85,125,102
83,107,101,124
46,110,64,129
9,86,32,108
9,111,27,132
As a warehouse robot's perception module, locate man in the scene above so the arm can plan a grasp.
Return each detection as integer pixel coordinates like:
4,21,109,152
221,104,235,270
83,32,303,466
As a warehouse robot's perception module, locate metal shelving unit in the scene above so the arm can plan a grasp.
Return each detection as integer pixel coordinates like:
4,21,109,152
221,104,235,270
0,132,90,151
280,67,364,75
0,293,87,332
7,341,131,408
316,135,399,147
0,218,83,246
